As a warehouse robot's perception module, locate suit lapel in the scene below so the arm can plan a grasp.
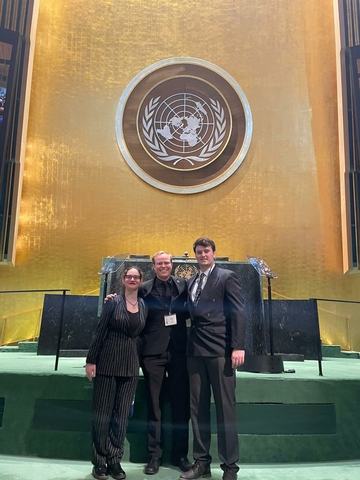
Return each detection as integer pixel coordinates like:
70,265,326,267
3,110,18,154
187,275,197,316
187,266,219,316
188,275,197,302
202,265,219,296
188,275,197,292
172,275,184,297
195,265,219,308
140,277,156,298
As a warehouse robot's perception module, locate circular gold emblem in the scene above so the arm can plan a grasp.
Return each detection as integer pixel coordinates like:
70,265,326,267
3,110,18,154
116,58,252,194
174,264,198,279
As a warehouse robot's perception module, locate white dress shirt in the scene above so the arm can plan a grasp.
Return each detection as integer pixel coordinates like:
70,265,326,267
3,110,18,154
191,264,215,302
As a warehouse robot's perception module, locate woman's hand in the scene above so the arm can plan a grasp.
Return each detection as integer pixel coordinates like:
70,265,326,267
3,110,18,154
85,363,96,381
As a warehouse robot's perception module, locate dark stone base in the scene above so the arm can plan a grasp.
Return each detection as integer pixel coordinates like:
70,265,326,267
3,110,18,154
59,350,88,357
238,354,284,374
37,295,99,355
277,353,304,362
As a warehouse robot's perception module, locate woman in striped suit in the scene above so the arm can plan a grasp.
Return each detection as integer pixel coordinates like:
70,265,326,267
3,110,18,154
86,267,147,480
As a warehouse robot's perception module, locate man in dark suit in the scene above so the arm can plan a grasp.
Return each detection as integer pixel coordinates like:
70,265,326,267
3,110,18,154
141,251,192,475
180,238,247,480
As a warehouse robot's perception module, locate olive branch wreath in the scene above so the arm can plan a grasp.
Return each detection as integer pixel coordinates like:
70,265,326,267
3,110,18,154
141,96,227,166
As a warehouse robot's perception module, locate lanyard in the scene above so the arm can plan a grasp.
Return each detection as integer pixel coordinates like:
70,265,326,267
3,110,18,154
154,282,173,314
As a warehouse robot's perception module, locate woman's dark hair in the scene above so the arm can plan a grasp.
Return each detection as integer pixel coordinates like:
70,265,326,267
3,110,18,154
122,266,143,281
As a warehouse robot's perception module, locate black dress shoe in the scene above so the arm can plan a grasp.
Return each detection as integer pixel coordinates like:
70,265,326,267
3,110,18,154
92,465,108,480
171,457,193,472
220,465,238,480
144,457,162,475
180,460,211,479
108,463,126,480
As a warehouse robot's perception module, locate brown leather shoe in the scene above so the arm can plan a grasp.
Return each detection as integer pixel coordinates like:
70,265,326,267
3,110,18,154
221,465,238,480
171,457,193,472
180,461,211,479
144,458,161,475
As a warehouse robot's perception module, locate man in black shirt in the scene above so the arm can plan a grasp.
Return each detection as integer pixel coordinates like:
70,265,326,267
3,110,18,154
140,251,191,475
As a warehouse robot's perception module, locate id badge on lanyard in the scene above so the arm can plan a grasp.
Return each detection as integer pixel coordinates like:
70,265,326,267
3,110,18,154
164,313,177,326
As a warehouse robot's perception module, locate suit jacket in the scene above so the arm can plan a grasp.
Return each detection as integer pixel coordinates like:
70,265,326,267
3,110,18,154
187,265,246,357
140,275,189,355
86,295,147,376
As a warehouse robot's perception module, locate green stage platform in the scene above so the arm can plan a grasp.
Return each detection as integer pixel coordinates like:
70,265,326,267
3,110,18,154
1,454,360,480
0,352,359,464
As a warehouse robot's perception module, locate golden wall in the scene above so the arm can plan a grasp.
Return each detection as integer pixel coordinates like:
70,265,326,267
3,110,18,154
1,0,360,351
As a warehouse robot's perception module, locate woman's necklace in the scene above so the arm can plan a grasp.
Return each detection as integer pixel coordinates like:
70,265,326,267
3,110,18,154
125,297,138,307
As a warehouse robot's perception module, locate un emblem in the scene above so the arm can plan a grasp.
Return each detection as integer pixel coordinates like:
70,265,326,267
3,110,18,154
116,58,252,194
140,89,231,171
174,263,198,279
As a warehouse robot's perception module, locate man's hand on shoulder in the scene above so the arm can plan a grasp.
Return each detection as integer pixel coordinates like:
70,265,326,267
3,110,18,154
104,293,117,303
231,349,245,369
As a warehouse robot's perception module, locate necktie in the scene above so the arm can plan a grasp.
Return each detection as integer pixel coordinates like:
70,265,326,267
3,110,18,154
194,273,205,305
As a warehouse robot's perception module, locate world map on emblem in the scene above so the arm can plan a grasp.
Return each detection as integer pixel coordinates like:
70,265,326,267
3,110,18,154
139,92,229,170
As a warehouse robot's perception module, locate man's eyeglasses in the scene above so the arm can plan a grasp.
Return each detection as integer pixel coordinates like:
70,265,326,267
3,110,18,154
124,275,141,280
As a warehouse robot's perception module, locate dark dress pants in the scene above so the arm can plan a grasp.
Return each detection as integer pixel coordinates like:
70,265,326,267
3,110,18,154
92,374,138,467
141,346,190,461
187,356,239,470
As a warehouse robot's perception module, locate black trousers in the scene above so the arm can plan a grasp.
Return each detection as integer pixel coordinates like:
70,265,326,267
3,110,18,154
187,356,239,470
92,374,138,467
141,346,190,461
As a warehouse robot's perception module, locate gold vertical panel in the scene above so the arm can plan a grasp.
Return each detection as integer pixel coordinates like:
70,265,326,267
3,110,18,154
0,0,359,350
1,308,41,345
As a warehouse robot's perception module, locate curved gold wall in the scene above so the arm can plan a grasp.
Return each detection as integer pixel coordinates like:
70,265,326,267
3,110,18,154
1,0,359,351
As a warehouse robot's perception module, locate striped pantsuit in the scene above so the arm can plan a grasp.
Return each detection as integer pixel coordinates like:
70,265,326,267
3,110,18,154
92,374,138,467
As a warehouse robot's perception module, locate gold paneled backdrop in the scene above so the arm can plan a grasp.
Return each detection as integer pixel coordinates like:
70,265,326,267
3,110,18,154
1,0,360,351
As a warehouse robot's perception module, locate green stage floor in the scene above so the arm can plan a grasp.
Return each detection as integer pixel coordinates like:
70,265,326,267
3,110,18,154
1,353,360,467
0,352,359,379
1,454,360,480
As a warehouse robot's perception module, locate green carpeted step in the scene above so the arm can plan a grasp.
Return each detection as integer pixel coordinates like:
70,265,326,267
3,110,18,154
0,346,19,352
322,344,360,359
340,350,360,358
0,342,38,353
18,342,38,353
